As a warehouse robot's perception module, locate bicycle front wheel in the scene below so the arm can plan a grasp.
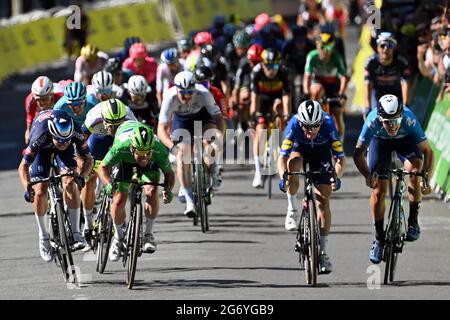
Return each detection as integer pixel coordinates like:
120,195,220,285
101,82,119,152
195,164,207,233
56,201,77,285
308,199,319,286
127,203,142,289
384,199,400,284
96,196,113,274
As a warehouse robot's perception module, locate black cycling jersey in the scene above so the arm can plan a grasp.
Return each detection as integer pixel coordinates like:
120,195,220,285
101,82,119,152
364,54,411,100
251,63,291,99
234,57,253,90
282,38,315,74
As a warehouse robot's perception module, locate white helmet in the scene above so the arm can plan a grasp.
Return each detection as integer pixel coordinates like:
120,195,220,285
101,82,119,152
297,100,323,126
92,71,113,90
377,94,403,119
127,75,149,96
174,71,196,90
32,76,53,97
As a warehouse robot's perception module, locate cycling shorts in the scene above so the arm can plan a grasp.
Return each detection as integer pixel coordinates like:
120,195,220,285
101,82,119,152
112,161,161,193
87,134,114,161
290,145,334,186
172,107,216,138
29,146,77,180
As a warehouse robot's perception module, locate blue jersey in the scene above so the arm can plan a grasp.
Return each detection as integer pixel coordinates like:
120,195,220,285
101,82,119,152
86,93,100,108
23,110,90,164
280,113,344,158
53,96,96,126
358,107,427,145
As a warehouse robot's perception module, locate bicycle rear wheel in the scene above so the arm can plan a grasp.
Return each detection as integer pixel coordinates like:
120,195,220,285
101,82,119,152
308,199,319,286
127,203,142,289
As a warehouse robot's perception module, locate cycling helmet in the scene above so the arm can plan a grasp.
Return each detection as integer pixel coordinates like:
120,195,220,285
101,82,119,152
104,57,121,74
377,94,403,119
316,32,335,48
200,44,218,60
129,42,148,59
254,13,270,32
48,110,74,141
247,44,264,62
177,38,194,52
124,37,141,51
194,65,213,82
64,82,87,101
194,31,214,46
233,30,251,49
100,99,127,124
376,31,397,47
130,124,155,151
92,71,113,90
297,100,323,126
80,44,98,60
32,76,53,97
261,48,281,64
127,75,149,96
160,48,179,64
174,71,196,90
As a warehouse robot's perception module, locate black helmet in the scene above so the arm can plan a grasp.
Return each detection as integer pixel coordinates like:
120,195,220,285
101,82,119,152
194,65,213,82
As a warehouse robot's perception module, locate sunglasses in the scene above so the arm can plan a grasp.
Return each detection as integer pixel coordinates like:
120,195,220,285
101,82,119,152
178,89,195,96
96,88,113,95
68,100,85,107
264,63,279,70
379,43,395,49
103,121,121,128
133,149,152,157
380,117,402,125
53,137,71,145
302,123,321,130
35,95,52,101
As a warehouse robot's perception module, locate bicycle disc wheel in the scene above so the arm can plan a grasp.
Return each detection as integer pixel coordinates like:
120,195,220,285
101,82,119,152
308,199,319,286
127,203,142,289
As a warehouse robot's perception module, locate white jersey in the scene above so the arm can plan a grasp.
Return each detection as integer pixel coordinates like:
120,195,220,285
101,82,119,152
84,103,137,136
156,63,180,93
158,84,222,124
86,84,123,98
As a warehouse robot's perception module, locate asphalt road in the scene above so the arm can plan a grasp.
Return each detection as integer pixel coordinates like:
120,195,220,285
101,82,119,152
0,26,449,300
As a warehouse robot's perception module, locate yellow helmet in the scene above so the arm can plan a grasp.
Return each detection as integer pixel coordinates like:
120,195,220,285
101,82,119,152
80,44,98,60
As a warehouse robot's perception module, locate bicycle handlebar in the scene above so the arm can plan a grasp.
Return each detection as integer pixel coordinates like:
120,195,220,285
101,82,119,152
112,178,166,188
28,171,76,190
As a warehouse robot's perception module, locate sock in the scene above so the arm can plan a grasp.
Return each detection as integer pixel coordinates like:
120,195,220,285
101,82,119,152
83,208,94,230
374,219,384,241
35,214,49,240
182,187,194,204
408,202,420,226
114,223,124,240
287,193,299,211
145,217,155,235
320,236,328,253
68,208,81,234
254,155,261,176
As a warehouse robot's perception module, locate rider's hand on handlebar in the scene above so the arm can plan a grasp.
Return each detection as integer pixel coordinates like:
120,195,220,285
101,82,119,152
420,171,432,195
162,189,173,204
75,175,85,190
365,173,377,188
105,182,114,196
24,186,35,203
330,177,341,191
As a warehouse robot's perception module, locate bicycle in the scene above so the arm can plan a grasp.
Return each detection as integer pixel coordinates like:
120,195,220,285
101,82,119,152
91,191,113,274
383,168,424,284
28,172,79,285
285,164,322,286
261,113,280,199
113,178,165,289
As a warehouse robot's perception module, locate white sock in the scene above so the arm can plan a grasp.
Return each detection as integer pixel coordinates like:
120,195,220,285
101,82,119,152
145,217,155,235
254,155,261,176
182,187,194,204
320,236,328,253
83,208,94,230
114,223,124,240
35,214,49,240
68,208,81,234
287,193,299,211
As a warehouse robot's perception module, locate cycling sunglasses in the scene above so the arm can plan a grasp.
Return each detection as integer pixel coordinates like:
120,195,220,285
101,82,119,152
53,137,71,145
379,42,395,49
68,99,85,107
302,123,321,130
380,117,402,125
96,88,113,95
178,89,195,96
133,149,152,157
35,95,52,101
264,63,280,70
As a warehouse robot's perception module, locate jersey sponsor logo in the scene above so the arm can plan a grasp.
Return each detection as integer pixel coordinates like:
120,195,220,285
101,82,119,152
332,141,343,153
406,117,417,127
281,139,293,150
37,110,52,123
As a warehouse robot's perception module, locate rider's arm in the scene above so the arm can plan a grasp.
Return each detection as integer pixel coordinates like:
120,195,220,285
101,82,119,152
353,141,371,179
334,156,346,179
282,94,290,118
157,122,174,149
18,159,31,191
339,75,349,97
417,140,434,177
364,81,373,112
278,155,288,179
250,92,259,116
157,91,175,149
212,114,225,133
401,79,411,105
98,162,112,187
303,72,312,96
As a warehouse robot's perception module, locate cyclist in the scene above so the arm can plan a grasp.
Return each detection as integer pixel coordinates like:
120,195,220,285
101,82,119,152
157,71,224,216
103,57,130,99
303,32,348,139
232,44,264,131
251,48,291,188
18,110,93,261
156,48,182,107
123,75,159,128
353,94,434,264
122,42,158,89
24,76,65,144
87,71,115,106
177,37,195,68
278,100,345,274
364,32,411,117
116,36,141,65
53,82,96,127
74,44,108,84
80,99,137,248
98,122,175,261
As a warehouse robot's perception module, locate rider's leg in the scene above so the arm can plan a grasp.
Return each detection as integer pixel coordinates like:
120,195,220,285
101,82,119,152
286,154,302,211
310,83,324,100
33,182,50,238
370,179,389,241
315,184,332,253
273,98,285,132
81,171,97,230
252,121,267,187
111,190,127,240
177,142,194,204
404,157,424,227
144,185,159,232
239,87,251,131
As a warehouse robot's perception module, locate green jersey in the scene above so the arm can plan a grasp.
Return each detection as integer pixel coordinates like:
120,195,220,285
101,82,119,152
304,49,347,85
102,121,171,173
